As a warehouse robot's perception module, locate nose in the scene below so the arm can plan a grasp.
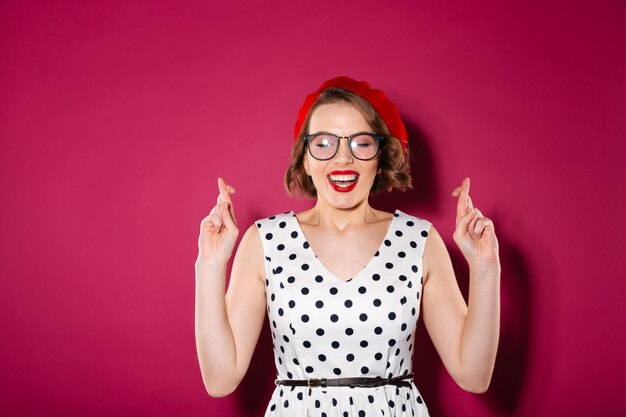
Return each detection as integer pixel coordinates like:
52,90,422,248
333,138,354,164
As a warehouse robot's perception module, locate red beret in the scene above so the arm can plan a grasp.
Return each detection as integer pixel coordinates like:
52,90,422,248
294,76,408,155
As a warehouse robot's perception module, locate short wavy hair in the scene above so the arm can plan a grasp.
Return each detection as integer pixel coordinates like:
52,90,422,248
285,87,412,197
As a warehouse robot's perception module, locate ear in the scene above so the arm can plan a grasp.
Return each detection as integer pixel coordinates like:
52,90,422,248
303,154,311,176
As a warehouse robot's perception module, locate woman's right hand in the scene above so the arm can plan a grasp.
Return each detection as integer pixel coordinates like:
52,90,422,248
197,177,239,265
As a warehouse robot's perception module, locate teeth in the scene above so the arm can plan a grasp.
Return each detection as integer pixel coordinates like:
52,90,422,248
329,174,358,182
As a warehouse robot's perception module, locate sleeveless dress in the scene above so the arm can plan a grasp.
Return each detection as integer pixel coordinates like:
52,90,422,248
255,210,432,417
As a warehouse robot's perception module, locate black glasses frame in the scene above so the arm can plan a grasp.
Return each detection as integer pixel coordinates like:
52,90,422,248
303,132,385,161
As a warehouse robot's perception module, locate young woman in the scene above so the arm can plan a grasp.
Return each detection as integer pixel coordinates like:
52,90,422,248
195,77,500,416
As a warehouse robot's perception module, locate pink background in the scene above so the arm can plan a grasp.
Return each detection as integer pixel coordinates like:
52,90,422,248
1,1,625,416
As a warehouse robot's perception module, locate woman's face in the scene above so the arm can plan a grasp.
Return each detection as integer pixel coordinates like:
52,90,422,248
304,102,380,210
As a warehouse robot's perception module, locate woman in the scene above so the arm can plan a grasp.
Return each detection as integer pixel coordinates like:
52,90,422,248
195,77,500,416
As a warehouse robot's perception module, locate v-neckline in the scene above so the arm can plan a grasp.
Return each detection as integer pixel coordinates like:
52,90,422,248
289,210,399,283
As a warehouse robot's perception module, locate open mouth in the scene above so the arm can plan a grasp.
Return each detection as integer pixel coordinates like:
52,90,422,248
327,172,359,192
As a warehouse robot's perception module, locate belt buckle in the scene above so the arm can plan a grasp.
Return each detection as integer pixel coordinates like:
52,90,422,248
307,378,319,387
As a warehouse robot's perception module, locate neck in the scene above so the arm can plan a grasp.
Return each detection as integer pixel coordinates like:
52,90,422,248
308,199,377,232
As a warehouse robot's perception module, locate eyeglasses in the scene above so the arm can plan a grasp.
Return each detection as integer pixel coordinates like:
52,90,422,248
304,132,384,161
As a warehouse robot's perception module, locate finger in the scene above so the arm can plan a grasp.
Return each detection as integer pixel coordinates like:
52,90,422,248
451,187,461,197
455,177,471,219
221,202,238,230
218,177,234,205
204,211,223,234
468,195,474,211
468,208,480,238
456,207,476,233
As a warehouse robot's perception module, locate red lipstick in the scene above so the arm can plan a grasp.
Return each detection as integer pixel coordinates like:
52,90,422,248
327,170,359,193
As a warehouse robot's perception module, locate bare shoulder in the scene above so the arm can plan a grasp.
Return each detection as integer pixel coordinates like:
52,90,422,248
422,225,453,285
231,223,265,284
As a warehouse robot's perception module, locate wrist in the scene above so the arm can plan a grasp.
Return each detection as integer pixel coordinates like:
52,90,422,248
469,258,501,275
195,257,228,273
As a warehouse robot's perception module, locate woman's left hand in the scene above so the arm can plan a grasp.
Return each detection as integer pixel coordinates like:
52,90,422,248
452,177,500,268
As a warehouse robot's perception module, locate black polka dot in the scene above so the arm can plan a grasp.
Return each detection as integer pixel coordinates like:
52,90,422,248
265,233,273,240
384,239,391,246
399,275,407,281
288,300,296,308
372,273,380,281
421,230,428,237
273,266,283,274
303,341,311,348
359,313,368,322
407,221,414,227
289,254,297,260
316,300,324,308
361,367,369,374
388,339,396,347
374,352,383,360
358,286,367,294
291,231,298,238
329,287,338,295
330,314,339,322
412,265,418,273
388,312,396,320
318,354,326,361
360,340,368,348
346,354,355,361
385,262,394,269
400,296,407,305
316,328,325,336
398,251,406,258
373,299,382,307
301,287,309,295
279,221,286,228
302,264,309,271
301,314,309,322
344,300,353,308
386,285,395,293
410,241,417,248
345,328,354,336
401,323,407,331
315,275,324,283
278,308,284,316
395,230,403,237
306,366,314,373
332,341,340,349
333,368,341,375
277,244,285,251
303,241,310,249
287,276,295,283
368,395,374,403
374,326,383,335
315,399,321,408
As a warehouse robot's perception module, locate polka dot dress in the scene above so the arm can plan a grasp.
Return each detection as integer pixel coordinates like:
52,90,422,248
256,210,432,417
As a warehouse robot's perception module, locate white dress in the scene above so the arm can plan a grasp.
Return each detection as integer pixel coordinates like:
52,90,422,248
256,210,432,417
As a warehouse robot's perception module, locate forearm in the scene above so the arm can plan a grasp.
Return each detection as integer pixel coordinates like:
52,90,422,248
194,259,239,396
458,261,501,392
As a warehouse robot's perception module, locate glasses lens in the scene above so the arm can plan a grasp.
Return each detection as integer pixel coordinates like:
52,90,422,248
350,134,379,160
309,134,338,159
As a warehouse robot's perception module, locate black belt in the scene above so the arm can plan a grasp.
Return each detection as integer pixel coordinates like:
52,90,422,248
275,373,413,388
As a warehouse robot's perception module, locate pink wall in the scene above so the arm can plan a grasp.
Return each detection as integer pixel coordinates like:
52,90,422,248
1,1,625,416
